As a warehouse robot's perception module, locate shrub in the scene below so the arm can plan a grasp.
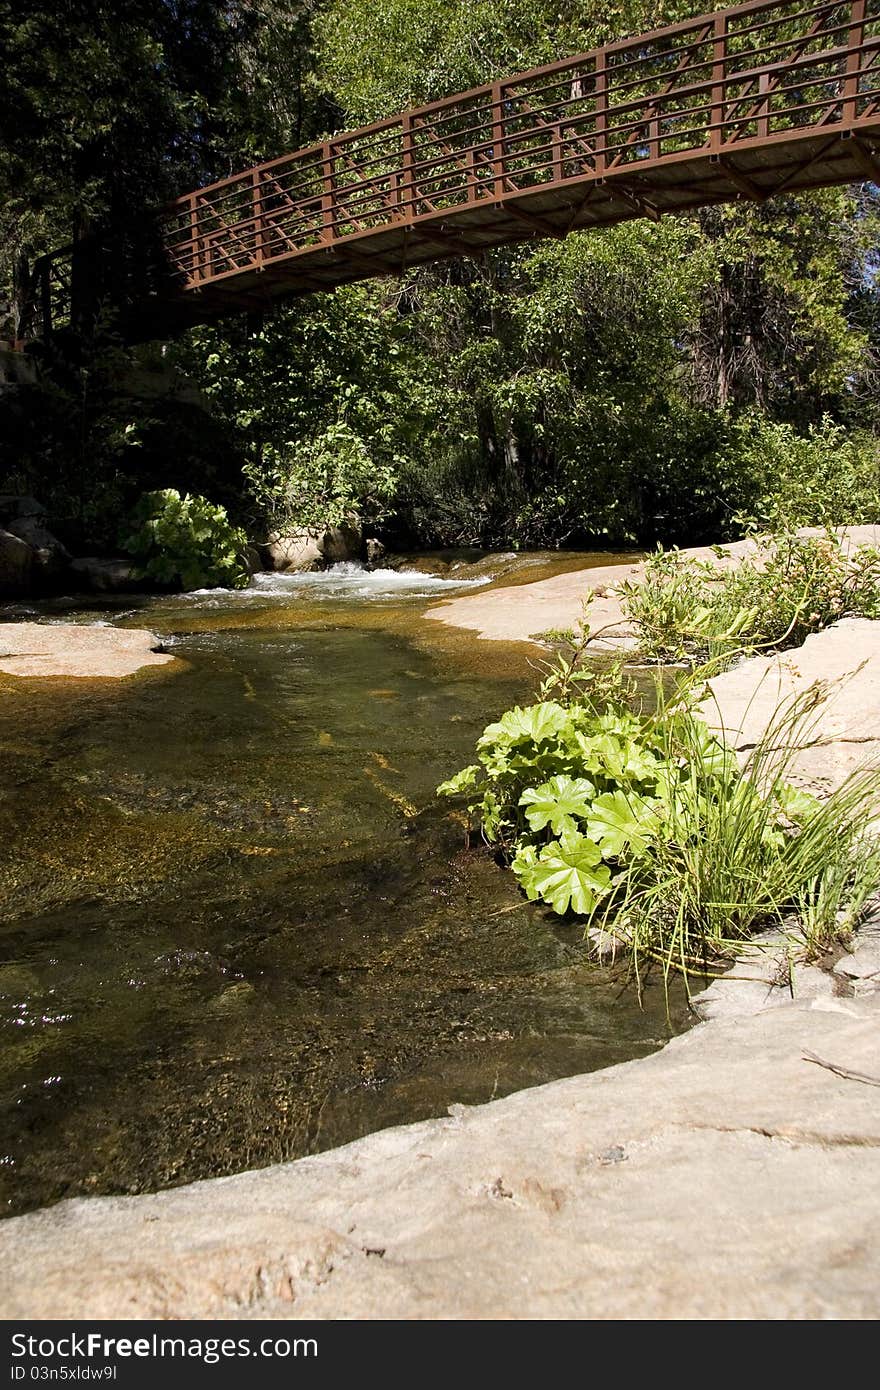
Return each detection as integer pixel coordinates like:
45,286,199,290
242,421,397,534
438,656,880,983
621,531,880,664
728,412,880,530
123,489,250,591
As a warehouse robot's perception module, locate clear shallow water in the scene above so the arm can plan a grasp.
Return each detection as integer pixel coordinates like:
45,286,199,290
0,555,690,1215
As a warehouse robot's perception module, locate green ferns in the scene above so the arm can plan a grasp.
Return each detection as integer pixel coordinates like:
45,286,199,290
439,671,880,975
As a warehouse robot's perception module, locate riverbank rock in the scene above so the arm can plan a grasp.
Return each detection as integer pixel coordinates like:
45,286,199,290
426,525,880,647
5,514,71,584
0,494,45,525
69,556,138,593
266,529,322,571
0,529,33,595
266,520,363,571
704,618,880,795
1,989,877,1319
321,518,362,563
0,623,176,678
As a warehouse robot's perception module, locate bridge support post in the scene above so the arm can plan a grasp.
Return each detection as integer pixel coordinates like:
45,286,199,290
844,0,867,126
594,50,607,173
492,83,505,198
710,13,726,153
321,143,335,243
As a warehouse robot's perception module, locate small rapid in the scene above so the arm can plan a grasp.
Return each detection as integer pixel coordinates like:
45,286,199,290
183,562,491,606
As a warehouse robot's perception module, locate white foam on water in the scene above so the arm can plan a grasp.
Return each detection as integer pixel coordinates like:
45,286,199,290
184,562,490,605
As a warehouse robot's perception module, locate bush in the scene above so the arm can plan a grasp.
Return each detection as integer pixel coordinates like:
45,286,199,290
438,657,880,982
122,489,250,591
621,531,880,664
729,412,880,530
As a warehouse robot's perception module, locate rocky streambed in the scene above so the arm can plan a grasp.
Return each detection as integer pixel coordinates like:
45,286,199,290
1,547,879,1317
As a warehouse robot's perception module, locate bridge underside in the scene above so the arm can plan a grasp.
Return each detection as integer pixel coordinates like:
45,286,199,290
133,123,880,340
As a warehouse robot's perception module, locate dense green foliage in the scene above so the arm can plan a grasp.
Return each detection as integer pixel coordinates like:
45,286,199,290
439,658,880,974
123,488,250,590
620,531,880,663
1,0,878,552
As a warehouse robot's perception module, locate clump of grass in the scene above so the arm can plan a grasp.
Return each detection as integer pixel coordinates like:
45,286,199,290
600,672,880,984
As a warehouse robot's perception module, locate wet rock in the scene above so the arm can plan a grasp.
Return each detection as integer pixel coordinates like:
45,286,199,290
266,520,363,571
0,529,33,596
1,992,879,1319
321,518,362,564
6,516,70,584
69,557,137,593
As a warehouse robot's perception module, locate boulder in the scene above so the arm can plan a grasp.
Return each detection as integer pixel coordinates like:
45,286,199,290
0,528,33,595
320,517,362,563
266,520,363,572
0,494,45,526
69,557,137,593
265,530,322,572
6,515,70,584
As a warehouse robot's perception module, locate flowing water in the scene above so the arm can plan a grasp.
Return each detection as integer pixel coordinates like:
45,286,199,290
0,555,692,1216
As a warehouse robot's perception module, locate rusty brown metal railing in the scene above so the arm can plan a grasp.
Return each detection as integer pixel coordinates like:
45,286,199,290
21,0,880,340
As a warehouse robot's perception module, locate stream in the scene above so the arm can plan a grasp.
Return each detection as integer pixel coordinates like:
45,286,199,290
0,554,692,1216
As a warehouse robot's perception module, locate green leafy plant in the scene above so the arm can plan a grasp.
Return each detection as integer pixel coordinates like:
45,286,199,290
438,653,880,985
728,413,880,531
122,488,250,591
621,531,880,664
242,421,398,535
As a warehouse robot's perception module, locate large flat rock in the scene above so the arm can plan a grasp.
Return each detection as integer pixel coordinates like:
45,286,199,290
427,526,880,647
1,993,878,1320
0,622,175,678
704,618,880,794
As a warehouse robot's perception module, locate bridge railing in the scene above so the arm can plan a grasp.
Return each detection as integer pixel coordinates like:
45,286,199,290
160,0,878,290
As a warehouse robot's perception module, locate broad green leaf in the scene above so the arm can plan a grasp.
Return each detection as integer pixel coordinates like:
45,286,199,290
575,731,659,785
478,702,569,751
515,831,611,915
586,789,659,858
437,765,480,797
776,782,822,822
519,774,594,835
